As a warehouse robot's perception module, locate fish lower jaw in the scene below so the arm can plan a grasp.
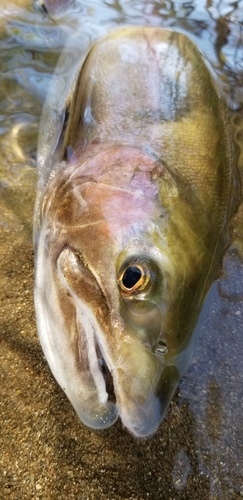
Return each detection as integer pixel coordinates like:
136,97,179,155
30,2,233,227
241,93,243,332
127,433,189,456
70,335,119,431
73,398,118,431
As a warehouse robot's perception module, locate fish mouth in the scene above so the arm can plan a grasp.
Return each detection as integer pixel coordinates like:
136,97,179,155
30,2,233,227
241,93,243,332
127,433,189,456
93,328,179,438
72,295,176,436
56,246,179,437
76,317,174,438
96,342,116,403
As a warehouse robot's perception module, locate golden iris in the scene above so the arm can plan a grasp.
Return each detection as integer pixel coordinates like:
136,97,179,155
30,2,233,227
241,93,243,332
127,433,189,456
118,262,151,297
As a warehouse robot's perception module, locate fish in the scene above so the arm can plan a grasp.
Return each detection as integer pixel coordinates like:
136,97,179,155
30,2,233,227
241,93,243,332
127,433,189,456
34,26,237,437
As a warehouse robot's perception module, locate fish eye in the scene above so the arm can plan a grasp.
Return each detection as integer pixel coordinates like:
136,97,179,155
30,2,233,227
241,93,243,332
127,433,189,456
118,261,151,297
122,266,142,289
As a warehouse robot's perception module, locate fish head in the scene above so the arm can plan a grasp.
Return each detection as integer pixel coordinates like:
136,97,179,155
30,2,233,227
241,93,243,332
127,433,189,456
35,144,216,437
35,26,237,437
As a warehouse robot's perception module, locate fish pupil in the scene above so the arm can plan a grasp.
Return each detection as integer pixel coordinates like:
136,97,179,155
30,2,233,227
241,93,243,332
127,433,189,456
122,266,142,289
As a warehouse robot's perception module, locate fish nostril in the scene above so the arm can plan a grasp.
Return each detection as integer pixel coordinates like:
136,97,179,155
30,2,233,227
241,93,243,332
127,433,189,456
155,340,168,355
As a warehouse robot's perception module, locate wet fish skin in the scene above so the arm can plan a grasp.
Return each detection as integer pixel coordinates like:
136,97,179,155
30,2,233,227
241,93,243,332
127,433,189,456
34,27,236,437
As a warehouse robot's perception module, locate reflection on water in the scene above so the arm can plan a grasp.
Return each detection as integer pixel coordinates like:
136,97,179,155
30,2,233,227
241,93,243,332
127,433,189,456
0,0,243,498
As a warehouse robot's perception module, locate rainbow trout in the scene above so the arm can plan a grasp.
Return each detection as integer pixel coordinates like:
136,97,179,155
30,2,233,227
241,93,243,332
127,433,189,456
34,27,237,437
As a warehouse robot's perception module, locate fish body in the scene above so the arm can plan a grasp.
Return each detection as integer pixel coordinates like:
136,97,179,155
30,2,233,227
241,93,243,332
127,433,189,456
34,27,236,437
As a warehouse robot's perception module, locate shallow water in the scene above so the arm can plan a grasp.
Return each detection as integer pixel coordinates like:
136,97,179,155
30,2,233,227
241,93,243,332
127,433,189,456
1,1,243,498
